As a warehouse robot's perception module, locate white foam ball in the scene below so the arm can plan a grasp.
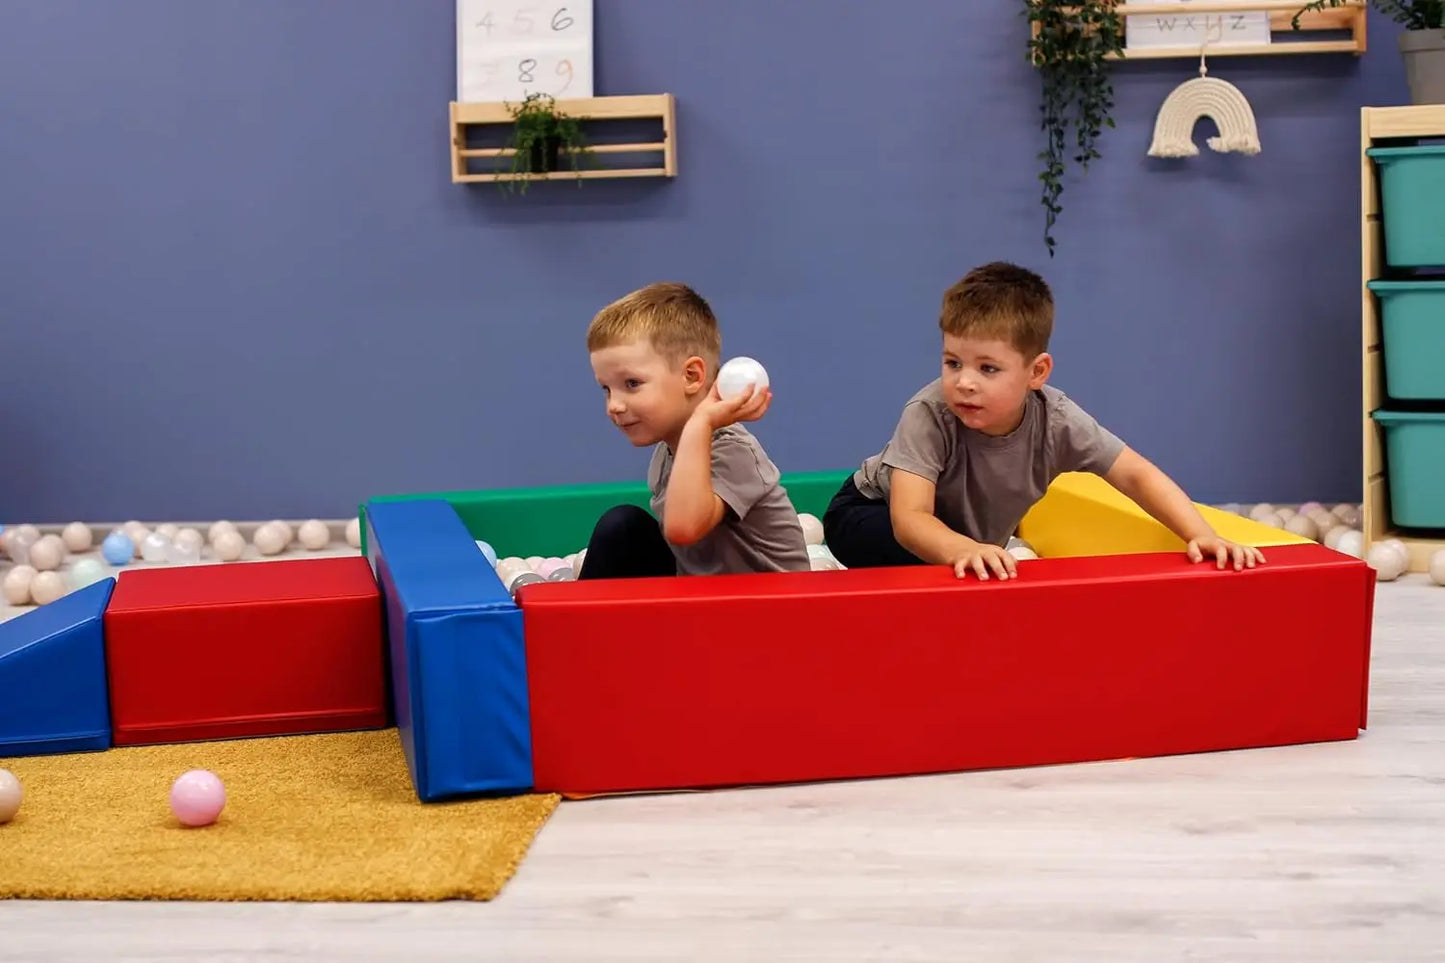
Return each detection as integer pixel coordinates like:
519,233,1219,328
345,517,362,549
253,523,287,556
29,570,68,605
716,356,770,400
212,529,246,561
28,535,66,572
61,522,93,552
1366,543,1406,581
298,519,330,550
2,565,36,605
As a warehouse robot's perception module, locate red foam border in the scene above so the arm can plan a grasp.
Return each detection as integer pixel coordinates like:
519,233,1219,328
518,544,1375,795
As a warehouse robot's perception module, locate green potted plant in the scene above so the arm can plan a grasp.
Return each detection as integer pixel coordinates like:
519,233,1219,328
1025,0,1125,256
499,92,592,194
1294,2,1445,104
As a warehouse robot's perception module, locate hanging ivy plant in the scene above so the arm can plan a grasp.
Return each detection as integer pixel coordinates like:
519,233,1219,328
1025,0,1125,256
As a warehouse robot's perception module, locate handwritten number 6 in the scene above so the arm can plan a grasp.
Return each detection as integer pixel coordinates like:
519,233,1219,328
551,8,574,30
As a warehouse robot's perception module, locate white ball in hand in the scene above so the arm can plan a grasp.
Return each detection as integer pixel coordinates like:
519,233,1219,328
716,357,769,400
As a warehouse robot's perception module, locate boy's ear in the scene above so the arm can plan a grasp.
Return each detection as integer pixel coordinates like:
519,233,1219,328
682,355,708,394
1028,352,1053,389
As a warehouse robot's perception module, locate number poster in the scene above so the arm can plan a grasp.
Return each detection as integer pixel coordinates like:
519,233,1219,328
456,1,594,103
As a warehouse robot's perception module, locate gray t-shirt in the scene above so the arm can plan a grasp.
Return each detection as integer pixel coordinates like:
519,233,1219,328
649,424,811,576
852,380,1126,547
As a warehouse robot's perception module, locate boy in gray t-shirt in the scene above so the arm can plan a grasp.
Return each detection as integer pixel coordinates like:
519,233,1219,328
579,282,810,579
823,261,1266,581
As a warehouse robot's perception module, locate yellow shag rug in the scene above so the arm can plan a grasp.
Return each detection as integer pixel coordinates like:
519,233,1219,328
0,729,560,902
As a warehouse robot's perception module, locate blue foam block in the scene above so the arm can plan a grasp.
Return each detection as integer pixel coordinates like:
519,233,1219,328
0,578,115,757
364,498,532,801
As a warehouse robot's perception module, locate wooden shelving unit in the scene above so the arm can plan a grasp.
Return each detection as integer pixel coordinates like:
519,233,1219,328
1030,1,1367,60
1360,105,1445,574
449,94,676,186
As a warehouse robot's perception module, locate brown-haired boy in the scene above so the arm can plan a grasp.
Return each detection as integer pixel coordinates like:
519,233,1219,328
579,282,810,578
822,261,1266,580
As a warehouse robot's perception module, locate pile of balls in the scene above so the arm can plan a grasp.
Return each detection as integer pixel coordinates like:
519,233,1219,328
1,517,366,608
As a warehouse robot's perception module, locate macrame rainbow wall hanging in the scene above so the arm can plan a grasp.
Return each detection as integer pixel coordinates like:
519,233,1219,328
1147,55,1262,159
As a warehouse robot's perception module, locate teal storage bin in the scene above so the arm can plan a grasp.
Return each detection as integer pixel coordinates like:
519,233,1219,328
1371,409,1445,529
1367,145,1445,267
1366,280,1445,400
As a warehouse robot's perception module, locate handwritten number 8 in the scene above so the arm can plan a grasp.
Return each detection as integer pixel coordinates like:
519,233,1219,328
518,58,537,83
551,8,573,30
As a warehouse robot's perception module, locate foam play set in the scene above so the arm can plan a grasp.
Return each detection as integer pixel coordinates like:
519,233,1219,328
0,471,1377,803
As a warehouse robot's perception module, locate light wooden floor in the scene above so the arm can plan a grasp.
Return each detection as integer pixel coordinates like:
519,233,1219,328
2,555,1443,960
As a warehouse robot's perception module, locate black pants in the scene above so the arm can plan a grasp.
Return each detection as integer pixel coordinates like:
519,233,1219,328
576,504,678,580
821,476,927,569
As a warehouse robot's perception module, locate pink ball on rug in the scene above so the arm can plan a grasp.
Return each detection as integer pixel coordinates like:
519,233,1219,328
170,769,226,827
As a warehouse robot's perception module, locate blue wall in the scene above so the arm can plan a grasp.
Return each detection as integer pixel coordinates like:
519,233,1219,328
0,1,1411,521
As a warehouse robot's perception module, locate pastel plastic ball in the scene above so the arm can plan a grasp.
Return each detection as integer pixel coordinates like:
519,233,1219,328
716,356,770,400
174,528,205,553
141,532,171,563
170,769,226,827
253,523,287,556
268,520,294,545
212,530,246,562
208,520,238,544
345,517,362,549
1366,543,1406,581
1297,501,1324,517
297,519,330,550
69,557,108,589
798,513,824,545
2,565,35,605
0,769,21,823
1335,530,1365,559
5,528,38,566
165,538,201,565
1284,514,1319,541
1430,550,1445,587
29,570,67,605
475,540,498,566
101,532,135,565
62,522,93,552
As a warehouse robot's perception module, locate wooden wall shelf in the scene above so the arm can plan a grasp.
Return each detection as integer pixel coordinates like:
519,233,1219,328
449,93,676,185
1360,105,1445,574
1030,1,1367,60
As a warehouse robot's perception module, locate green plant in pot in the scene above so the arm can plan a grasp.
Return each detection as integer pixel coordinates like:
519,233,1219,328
1294,2,1445,104
1025,0,1125,256
500,92,592,194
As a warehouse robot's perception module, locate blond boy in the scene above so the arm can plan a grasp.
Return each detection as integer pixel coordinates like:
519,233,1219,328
823,261,1266,580
580,282,810,578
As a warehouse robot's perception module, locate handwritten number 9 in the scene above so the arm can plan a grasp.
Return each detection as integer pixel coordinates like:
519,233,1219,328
556,59,572,92
551,7,574,30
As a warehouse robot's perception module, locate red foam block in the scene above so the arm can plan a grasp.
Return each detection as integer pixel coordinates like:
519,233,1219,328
103,557,387,746
518,544,1375,795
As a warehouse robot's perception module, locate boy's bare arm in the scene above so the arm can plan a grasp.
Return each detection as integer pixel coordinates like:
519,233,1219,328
662,414,728,545
1103,446,1265,569
662,384,772,546
889,469,1016,579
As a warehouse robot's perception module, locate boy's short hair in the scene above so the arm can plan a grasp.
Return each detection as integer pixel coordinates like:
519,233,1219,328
938,261,1054,359
586,282,722,372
